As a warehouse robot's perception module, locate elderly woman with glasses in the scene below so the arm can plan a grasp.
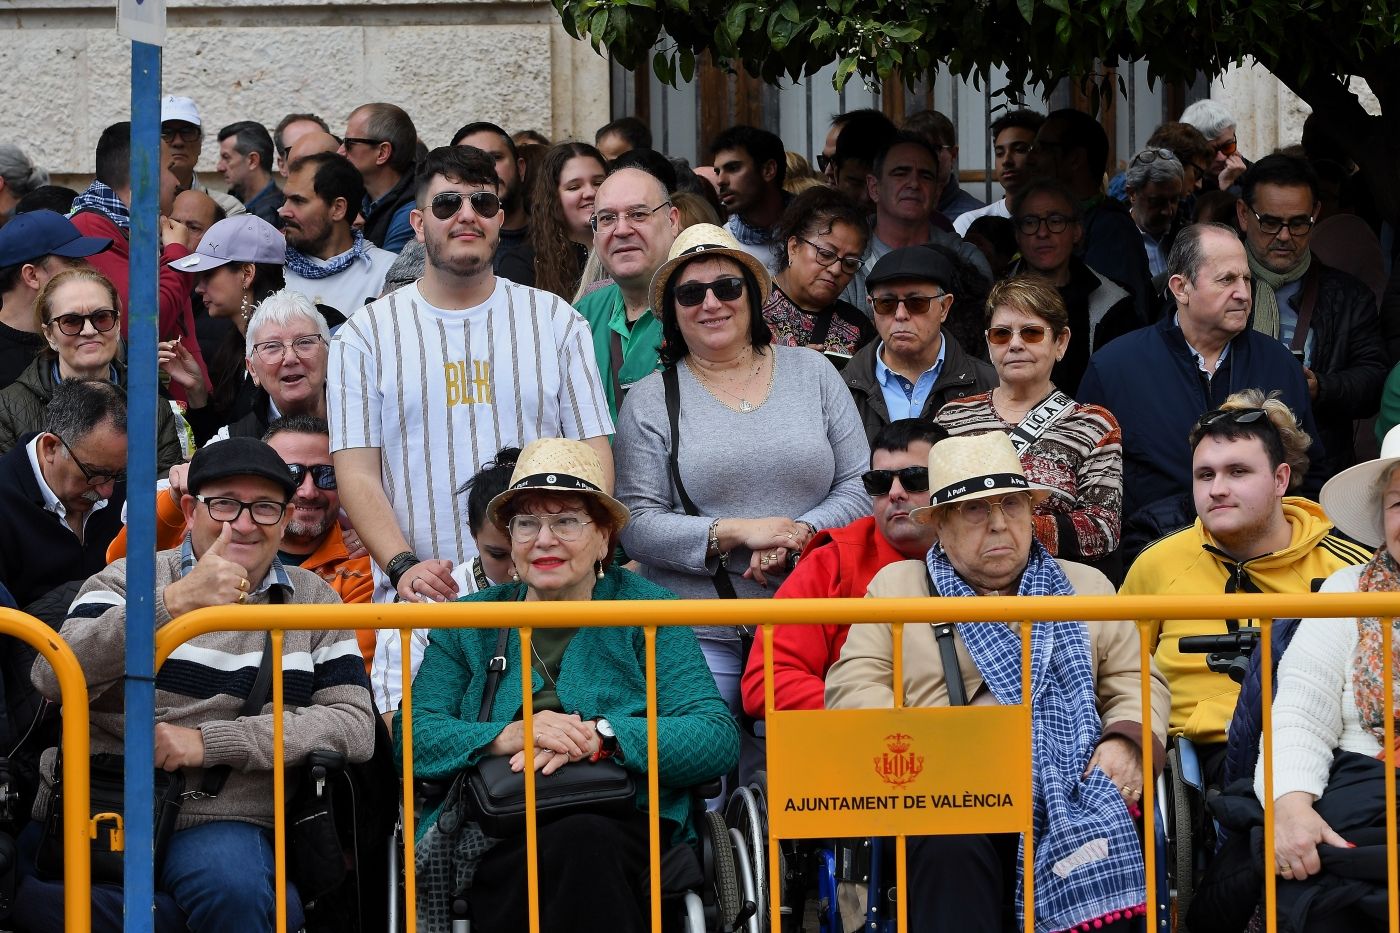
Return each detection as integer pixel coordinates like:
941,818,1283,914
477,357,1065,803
936,276,1123,576
828,431,1169,933
612,224,869,787
1007,179,1140,395
764,186,876,368
406,438,738,932
0,268,184,470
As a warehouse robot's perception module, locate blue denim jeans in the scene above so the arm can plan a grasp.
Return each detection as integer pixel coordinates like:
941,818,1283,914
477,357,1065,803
159,820,305,932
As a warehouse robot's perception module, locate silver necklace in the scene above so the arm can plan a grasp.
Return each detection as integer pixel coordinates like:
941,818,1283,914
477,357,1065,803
530,639,558,688
687,353,765,412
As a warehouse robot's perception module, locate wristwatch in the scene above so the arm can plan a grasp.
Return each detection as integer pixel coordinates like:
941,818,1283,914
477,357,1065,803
591,717,620,762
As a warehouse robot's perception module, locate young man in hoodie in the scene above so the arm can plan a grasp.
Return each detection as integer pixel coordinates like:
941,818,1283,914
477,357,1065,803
740,419,948,716
1120,390,1370,785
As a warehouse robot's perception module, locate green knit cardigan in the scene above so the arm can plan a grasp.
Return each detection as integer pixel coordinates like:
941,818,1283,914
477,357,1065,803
397,568,739,844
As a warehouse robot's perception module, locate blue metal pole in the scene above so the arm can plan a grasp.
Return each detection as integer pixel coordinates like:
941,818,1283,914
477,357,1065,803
124,38,161,933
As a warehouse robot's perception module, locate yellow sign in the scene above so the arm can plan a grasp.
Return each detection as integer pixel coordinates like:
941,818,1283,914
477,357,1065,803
767,706,1031,838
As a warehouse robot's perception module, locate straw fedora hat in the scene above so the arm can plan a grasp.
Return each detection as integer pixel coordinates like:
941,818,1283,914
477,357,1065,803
648,223,773,317
912,432,1050,524
1319,424,1400,548
485,438,630,531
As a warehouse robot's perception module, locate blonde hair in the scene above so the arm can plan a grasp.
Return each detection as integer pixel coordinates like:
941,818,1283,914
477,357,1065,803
783,151,825,195
34,267,119,332
671,191,721,230
1219,389,1311,488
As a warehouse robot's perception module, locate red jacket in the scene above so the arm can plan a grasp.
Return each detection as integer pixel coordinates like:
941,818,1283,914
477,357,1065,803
70,208,210,395
740,516,911,716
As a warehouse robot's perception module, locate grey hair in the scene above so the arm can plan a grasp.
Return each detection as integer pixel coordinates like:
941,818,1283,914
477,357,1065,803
43,379,127,440
0,144,49,201
380,240,425,296
1167,222,1238,285
1180,100,1236,141
1125,150,1184,190
245,289,330,358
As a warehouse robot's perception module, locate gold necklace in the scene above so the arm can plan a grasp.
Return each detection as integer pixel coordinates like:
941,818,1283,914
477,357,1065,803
686,352,768,413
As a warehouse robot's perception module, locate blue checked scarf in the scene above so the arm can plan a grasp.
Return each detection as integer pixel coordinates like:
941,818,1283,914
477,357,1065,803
927,539,1145,933
70,181,131,231
284,229,371,280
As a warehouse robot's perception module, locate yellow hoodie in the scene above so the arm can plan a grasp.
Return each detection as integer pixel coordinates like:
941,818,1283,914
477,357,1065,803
1121,497,1371,744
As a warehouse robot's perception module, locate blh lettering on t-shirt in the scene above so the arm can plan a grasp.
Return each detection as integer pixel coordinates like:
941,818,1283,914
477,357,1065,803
444,359,494,407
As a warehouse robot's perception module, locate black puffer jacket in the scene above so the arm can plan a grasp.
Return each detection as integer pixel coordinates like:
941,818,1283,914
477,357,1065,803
0,355,185,471
1282,260,1387,477
845,332,997,446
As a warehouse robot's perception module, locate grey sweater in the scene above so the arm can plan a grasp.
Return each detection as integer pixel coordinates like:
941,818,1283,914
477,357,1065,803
31,550,376,830
614,345,871,632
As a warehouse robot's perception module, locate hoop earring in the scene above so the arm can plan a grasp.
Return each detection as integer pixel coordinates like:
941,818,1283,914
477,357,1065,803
595,560,605,581
240,294,254,323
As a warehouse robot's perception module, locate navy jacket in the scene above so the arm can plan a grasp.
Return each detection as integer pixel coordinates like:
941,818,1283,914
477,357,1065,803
1077,316,1325,537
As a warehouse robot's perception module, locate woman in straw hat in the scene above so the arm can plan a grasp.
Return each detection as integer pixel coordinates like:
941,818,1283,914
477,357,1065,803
405,437,738,932
612,223,870,783
827,431,1168,933
1225,423,1400,929
935,276,1123,576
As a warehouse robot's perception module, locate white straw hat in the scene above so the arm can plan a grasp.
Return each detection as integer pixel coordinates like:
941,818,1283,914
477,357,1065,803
911,432,1050,524
1319,424,1400,548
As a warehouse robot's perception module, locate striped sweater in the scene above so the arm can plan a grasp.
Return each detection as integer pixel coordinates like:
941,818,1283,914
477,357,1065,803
934,392,1123,559
30,547,375,830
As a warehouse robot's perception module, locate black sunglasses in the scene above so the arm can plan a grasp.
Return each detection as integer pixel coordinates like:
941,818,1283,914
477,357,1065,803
430,190,501,221
674,276,744,308
1195,408,1268,431
861,466,930,496
287,463,337,490
816,153,833,172
48,309,119,337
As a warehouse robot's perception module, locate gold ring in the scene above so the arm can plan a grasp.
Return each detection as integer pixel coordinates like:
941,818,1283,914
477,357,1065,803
237,591,248,605
238,577,249,592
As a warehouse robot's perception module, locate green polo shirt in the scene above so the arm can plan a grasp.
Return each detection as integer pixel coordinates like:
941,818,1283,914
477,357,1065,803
576,283,664,420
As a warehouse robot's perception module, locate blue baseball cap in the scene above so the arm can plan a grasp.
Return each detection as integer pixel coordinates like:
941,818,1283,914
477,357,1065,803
0,210,112,268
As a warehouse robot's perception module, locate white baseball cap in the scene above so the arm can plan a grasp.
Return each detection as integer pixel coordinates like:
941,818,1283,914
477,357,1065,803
161,95,202,127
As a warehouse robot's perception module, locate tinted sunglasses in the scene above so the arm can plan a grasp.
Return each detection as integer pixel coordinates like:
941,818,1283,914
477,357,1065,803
986,324,1052,346
48,309,119,336
816,153,833,173
1215,137,1238,157
1194,407,1267,431
286,462,337,490
869,295,943,316
861,466,930,496
429,190,502,221
674,276,744,308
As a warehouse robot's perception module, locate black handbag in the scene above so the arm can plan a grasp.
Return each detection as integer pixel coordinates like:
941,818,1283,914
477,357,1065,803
456,630,636,837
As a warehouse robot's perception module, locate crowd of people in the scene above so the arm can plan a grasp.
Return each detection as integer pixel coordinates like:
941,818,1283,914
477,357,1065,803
0,89,1395,933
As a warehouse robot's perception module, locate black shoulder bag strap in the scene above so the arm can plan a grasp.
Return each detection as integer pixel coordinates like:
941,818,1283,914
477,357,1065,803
926,570,969,707
808,306,836,347
609,328,628,413
197,588,282,798
663,366,738,599
479,628,510,722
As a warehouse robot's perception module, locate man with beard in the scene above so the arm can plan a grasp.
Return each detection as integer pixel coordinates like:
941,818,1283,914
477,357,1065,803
1125,147,1186,277
279,152,395,317
329,145,613,604
452,121,535,286
710,125,789,271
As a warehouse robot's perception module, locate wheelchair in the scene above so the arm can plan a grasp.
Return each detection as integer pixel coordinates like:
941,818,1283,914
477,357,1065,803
392,777,763,933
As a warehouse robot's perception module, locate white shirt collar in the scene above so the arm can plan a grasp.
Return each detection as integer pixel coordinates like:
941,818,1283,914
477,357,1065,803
25,434,110,534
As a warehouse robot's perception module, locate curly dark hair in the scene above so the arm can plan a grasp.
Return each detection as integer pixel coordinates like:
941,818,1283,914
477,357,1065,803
924,242,992,362
528,142,608,299
772,187,869,273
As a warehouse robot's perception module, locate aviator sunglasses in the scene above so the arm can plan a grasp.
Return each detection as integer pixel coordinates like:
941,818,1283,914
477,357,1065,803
429,190,502,221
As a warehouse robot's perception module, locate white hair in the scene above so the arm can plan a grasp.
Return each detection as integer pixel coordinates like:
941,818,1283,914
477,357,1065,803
1125,149,1185,190
1180,100,1236,141
245,288,329,357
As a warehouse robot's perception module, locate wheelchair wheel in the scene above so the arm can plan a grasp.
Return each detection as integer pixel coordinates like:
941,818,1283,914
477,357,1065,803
726,786,767,925
704,810,743,930
1168,747,1195,931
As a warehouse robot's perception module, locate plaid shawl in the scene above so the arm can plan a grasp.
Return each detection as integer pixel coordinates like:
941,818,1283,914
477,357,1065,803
70,181,131,231
927,539,1145,933
285,229,372,280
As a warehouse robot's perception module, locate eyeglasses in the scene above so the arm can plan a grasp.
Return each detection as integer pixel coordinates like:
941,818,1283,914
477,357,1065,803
47,308,119,336
286,463,337,491
250,334,326,364
429,190,502,221
340,137,386,150
195,495,288,525
55,434,125,487
1214,137,1238,157
1247,208,1314,237
1194,407,1268,431
987,324,1052,345
861,467,930,496
590,201,671,232
868,294,945,316
1015,213,1073,235
1131,148,1179,166
946,493,1032,525
800,238,863,274
161,125,201,143
506,514,594,543
674,276,744,308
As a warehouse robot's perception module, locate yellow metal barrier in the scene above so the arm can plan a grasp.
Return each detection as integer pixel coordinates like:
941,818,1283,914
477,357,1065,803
153,591,1400,933
0,608,92,933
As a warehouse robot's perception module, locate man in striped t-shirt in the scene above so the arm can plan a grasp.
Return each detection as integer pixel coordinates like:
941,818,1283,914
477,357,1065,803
329,145,613,606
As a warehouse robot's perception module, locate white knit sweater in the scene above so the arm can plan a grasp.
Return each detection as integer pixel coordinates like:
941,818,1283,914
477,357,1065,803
1255,565,1382,803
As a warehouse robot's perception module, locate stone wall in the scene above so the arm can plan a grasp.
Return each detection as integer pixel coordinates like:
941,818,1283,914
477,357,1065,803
2,0,612,178
1214,59,1380,155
